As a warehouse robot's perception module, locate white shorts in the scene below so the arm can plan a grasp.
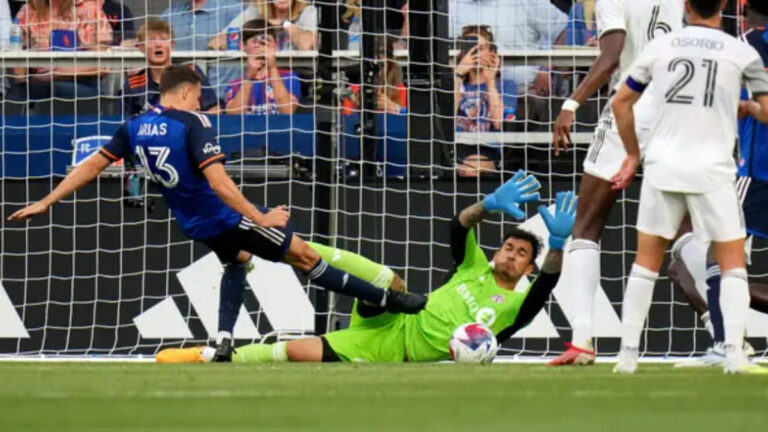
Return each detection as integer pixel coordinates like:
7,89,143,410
583,104,649,182
636,180,747,242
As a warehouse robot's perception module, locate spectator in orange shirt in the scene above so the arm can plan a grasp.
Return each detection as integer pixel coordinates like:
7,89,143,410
343,37,407,115
7,0,112,102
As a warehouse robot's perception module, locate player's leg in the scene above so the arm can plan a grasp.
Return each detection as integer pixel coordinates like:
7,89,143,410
614,181,685,374
306,241,403,291
688,185,767,374
285,236,425,314
550,114,628,365
157,337,339,364
200,229,254,362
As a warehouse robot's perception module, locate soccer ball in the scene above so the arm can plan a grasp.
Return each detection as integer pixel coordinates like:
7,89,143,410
449,323,499,363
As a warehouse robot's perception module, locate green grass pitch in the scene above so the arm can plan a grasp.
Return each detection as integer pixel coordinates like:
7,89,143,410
1,362,766,432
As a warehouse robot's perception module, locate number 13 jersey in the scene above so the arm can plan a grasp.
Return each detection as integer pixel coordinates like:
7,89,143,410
627,26,768,193
99,105,241,240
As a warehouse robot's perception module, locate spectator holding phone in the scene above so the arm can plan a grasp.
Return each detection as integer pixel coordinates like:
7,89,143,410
222,19,301,115
7,0,112,101
260,0,317,51
453,25,516,175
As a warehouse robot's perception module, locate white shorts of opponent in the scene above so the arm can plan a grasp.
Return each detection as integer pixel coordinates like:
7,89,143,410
583,102,650,182
636,180,747,243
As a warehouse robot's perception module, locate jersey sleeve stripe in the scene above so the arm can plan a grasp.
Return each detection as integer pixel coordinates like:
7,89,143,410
626,76,648,93
98,147,120,161
198,153,225,169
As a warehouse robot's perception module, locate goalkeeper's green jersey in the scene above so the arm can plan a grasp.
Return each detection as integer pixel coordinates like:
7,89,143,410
404,224,541,362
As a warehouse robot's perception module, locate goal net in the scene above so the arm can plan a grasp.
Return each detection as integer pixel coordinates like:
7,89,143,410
1,0,765,360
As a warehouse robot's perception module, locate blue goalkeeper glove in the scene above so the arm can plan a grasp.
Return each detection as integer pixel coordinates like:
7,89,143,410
483,170,541,220
538,191,577,250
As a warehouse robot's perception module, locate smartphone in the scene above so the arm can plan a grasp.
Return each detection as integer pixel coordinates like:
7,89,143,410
457,36,478,61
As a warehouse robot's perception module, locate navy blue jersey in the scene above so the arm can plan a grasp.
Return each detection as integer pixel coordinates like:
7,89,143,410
100,105,240,240
122,65,219,116
739,27,768,182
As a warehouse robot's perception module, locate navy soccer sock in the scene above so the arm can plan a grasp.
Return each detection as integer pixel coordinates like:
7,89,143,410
218,262,249,340
705,263,725,343
307,259,386,305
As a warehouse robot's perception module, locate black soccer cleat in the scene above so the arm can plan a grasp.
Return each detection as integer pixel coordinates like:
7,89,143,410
384,290,427,314
212,338,234,363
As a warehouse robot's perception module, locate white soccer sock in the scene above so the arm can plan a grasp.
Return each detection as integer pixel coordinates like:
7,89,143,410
216,331,232,345
672,233,709,302
620,264,658,349
201,346,216,362
719,268,750,347
568,239,600,348
701,311,715,339
272,342,288,362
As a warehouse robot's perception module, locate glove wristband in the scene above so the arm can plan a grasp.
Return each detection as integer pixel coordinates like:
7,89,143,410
483,194,497,212
549,235,566,251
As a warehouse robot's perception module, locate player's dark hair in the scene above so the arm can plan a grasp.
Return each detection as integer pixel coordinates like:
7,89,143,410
688,0,723,19
748,0,768,17
159,65,203,94
501,228,541,263
242,19,281,44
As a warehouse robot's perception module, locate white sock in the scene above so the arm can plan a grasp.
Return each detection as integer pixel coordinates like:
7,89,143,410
672,233,709,302
272,342,288,362
719,268,750,347
701,311,715,339
620,264,658,349
201,346,216,362
216,331,232,345
568,239,600,348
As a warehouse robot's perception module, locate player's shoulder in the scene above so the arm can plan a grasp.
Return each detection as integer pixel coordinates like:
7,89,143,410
164,109,213,129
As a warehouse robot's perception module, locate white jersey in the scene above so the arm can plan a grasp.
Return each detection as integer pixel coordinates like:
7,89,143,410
596,0,685,127
628,25,768,193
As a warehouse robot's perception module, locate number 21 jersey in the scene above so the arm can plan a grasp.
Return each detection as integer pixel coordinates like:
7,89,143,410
627,26,768,193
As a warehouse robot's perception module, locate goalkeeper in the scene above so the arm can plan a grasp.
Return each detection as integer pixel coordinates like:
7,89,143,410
158,171,576,363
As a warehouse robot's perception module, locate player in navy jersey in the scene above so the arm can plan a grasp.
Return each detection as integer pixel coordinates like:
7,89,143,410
668,0,768,367
8,65,427,361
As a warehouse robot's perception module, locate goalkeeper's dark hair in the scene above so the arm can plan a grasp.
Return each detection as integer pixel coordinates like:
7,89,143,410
688,0,724,19
160,65,203,94
501,227,541,263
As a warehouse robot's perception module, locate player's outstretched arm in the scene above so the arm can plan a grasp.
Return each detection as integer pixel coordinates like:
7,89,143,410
202,163,289,228
610,83,643,190
7,153,112,222
552,32,625,154
538,190,577,274
458,169,541,229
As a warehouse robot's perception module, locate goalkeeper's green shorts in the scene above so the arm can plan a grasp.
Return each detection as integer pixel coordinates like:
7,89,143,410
323,302,407,363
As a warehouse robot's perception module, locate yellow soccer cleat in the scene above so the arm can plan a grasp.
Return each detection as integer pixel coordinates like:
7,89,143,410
156,346,206,364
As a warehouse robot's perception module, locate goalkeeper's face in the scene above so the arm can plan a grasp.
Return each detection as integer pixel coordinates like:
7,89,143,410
492,237,535,282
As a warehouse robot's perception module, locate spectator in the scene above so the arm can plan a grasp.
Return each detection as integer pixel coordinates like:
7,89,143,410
162,0,242,95
453,25,515,176
101,0,134,45
0,0,10,50
122,20,219,116
343,36,406,114
564,0,597,46
7,0,113,102
448,0,567,98
208,0,261,50
222,19,301,115
259,0,317,50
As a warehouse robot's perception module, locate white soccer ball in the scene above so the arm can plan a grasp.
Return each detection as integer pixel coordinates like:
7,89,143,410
449,323,499,364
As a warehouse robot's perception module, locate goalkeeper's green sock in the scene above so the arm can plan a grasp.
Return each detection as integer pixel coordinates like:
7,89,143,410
307,242,397,289
232,342,288,363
